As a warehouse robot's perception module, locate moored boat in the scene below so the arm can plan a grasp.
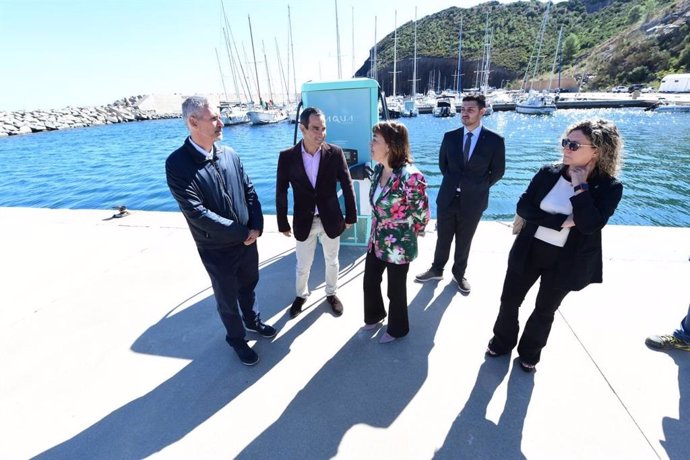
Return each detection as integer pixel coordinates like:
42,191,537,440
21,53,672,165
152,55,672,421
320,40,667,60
246,108,288,125
516,90,557,115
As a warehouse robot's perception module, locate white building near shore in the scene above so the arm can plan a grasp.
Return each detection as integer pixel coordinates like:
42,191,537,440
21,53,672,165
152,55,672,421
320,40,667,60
659,73,690,93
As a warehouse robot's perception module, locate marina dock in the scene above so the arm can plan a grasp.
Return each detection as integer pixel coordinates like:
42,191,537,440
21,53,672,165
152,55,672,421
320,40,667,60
2,207,688,459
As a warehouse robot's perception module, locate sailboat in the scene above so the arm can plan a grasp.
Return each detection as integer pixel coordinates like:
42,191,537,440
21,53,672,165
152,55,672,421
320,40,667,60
516,1,556,115
245,15,287,125
401,8,419,117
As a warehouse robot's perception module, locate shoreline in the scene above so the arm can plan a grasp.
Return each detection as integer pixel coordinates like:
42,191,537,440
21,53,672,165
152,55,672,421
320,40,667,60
3,91,688,138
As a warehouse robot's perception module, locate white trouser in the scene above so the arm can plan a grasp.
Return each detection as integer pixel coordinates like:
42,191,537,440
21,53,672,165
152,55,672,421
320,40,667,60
295,217,340,298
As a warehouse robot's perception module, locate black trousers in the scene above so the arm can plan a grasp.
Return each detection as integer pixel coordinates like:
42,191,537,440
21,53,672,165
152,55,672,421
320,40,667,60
198,243,259,344
489,238,570,365
432,194,482,280
363,250,410,338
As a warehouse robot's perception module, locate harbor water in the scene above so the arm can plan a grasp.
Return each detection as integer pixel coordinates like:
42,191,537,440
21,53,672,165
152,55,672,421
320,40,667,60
2,108,689,226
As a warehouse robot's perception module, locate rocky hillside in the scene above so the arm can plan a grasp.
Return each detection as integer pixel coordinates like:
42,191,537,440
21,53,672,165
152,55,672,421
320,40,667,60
355,0,689,93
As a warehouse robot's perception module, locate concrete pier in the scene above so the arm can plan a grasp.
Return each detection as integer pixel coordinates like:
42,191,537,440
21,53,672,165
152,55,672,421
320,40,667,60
1,207,688,459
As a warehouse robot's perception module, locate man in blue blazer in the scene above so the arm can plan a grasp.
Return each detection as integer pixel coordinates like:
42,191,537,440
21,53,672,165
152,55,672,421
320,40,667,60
416,94,505,294
276,107,357,317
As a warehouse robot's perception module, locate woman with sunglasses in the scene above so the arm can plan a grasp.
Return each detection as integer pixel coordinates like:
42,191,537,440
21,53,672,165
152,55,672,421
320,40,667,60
486,119,624,372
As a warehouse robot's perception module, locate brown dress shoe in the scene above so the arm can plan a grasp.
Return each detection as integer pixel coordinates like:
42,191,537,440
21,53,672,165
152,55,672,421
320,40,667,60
289,297,306,319
326,295,343,317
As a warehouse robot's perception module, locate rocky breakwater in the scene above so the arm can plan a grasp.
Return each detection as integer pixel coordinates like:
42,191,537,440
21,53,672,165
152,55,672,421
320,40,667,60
0,95,180,137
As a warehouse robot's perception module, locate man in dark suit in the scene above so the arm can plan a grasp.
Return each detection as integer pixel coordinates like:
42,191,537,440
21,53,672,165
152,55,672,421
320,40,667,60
276,107,357,318
416,94,505,294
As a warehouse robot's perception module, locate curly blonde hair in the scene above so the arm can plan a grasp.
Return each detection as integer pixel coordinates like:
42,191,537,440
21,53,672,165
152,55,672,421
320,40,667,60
564,119,624,177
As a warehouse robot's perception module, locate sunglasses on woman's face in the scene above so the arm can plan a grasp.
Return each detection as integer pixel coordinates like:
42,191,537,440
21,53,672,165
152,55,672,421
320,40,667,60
561,138,594,151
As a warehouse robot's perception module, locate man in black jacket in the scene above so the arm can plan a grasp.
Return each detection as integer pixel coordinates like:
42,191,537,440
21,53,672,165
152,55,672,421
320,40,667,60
166,96,276,366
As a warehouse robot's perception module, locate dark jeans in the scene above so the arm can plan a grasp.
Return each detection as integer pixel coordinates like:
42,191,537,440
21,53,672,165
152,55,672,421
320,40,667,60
363,250,410,338
198,243,259,344
490,238,570,365
432,194,482,280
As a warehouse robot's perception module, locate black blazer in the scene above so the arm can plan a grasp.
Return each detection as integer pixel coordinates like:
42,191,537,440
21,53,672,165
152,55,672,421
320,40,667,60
510,164,623,291
436,126,505,212
276,141,357,241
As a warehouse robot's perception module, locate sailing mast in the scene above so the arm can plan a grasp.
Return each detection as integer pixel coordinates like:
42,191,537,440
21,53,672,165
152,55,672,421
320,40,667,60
335,0,342,79
261,40,274,104
372,16,378,81
275,37,289,104
221,0,251,103
248,15,263,105
528,1,551,91
392,10,398,97
456,16,463,94
288,6,298,101
351,7,355,77
548,25,564,91
215,48,229,102
412,8,417,97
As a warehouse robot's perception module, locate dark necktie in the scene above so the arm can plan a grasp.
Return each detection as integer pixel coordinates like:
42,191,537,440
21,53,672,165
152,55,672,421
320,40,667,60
463,132,473,163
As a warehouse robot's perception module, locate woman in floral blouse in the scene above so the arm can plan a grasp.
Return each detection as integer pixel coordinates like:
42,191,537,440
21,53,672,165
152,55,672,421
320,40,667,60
363,121,430,343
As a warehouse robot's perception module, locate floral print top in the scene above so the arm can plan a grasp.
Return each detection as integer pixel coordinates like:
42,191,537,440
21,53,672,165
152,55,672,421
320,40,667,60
368,163,430,264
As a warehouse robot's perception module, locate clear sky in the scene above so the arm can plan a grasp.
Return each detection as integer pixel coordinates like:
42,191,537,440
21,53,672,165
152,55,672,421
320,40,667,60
0,0,526,111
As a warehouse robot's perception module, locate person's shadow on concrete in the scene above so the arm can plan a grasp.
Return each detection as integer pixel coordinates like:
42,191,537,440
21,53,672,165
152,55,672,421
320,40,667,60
661,350,690,460
434,356,535,459
236,281,457,458
33,246,363,460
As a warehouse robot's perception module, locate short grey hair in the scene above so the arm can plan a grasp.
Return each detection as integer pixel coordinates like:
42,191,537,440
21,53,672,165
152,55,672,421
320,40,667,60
182,96,209,122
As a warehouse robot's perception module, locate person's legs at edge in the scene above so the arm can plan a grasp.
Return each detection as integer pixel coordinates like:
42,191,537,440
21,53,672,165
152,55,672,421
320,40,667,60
674,304,690,342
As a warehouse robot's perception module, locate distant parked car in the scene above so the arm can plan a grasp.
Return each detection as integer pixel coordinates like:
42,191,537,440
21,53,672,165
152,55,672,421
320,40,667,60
628,83,645,92
612,86,628,93
641,87,655,93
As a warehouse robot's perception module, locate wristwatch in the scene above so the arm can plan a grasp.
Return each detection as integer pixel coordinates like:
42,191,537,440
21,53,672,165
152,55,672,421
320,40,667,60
573,183,589,192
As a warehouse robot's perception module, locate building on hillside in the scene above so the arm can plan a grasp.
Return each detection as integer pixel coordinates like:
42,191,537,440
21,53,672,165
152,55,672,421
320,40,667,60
659,74,690,93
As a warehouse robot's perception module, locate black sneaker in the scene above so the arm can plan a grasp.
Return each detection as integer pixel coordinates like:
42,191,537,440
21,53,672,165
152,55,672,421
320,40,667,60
415,268,443,282
245,314,278,338
227,338,259,366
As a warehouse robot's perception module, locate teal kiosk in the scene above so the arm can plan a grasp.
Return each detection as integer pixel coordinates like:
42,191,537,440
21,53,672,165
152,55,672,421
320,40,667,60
299,78,382,246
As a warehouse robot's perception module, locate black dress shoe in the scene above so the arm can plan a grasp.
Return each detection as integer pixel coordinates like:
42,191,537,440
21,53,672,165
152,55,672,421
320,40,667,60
326,295,343,317
289,296,306,318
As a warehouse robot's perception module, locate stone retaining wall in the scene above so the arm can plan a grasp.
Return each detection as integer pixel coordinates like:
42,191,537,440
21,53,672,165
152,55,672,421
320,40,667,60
0,95,180,137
